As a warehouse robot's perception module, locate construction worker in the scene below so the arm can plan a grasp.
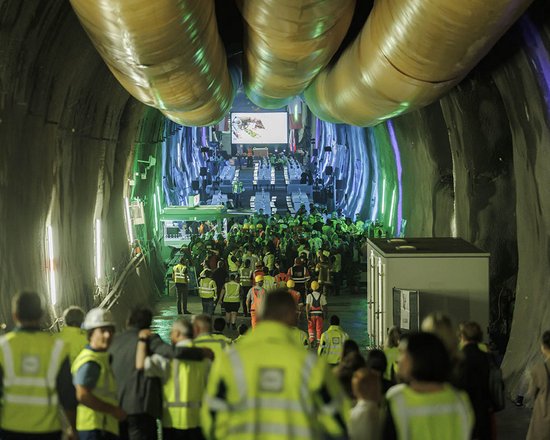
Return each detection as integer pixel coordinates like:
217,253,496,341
287,257,310,300
193,315,229,361
306,280,327,346
110,307,210,440
232,178,244,208
239,260,253,317
262,267,277,291
220,273,241,329
234,324,248,344
72,308,126,439
0,291,77,439
212,318,233,346
136,318,209,440
173,258,190,315
318,315,349,366
291,326,310,349
246,275,266,329
58,305,88,363
384,332,473,439
286,279,304,320
201,288,350,440
198,269,217,316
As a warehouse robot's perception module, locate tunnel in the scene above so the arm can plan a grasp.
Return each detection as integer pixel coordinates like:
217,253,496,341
1,0,549,396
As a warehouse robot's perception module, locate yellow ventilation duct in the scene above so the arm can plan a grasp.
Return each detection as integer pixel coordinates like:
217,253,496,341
305,0,534,126
69,0,234,126
238,0,356,109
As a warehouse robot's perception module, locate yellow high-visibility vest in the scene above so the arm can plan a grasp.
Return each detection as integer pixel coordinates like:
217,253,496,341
163,353,209,430
318,325,349,364
72,348,119,435
387,383,473,440
199,278,217,299
223,281,241,303
0,331,68,433
194,334,228,361
290,327,309,349
384,346,400,381
173,264,189,284
58,326,88,364
201,321,350,440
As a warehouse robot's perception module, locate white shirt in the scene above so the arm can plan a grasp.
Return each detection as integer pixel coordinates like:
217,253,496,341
306,291,327,306
348,400,381,440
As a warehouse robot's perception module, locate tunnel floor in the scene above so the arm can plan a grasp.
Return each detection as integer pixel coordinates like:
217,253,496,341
150,290,531,439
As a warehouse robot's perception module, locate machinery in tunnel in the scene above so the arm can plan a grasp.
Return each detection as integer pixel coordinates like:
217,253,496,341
2,0,550,397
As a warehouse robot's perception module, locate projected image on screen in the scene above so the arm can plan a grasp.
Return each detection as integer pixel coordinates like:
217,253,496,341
231,112,288,144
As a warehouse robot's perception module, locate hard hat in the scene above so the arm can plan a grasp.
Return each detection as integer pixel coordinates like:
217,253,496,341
82,308,115,330
256,223,263,229
255,275,264,283
310,281,320,291
286,279,295,288
243,223,249,230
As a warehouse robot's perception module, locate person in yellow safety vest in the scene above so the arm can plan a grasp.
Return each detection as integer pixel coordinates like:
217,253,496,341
384,332,474,440
239,260,253,317
173,258,191,315
192,315,229,362
135,318,210,440
59,306,88,364
198,269,217,316
0,291,78,439
262,268,277,292
290,326,309,349
227,250,240,275
306,280,327,346
384,326,402,383
212,318,233,347
72,308,127,439
201,288,350,440
220,273,241,329
233,324,248,344
246,275,266,329
318,315,349,366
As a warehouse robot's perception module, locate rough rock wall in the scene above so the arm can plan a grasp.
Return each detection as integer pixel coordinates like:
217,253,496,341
0,1,154,327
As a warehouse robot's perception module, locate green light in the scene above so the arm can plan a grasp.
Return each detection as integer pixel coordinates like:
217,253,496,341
381,178,386,215
153,193,159,232
156,185,162,212
389,188,397,231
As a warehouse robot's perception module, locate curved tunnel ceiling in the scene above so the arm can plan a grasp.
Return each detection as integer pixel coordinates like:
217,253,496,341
70,0,533,127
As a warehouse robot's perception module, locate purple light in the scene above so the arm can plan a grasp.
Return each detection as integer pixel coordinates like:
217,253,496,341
520,17,550,118
386,120,403,236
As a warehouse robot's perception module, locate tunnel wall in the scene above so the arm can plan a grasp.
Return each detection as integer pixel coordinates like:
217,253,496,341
0,1,156,328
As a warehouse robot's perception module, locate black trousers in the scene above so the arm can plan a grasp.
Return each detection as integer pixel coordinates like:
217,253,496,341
163,427,204,440
119,414,157,440
175,283,189,314
0,432,61,440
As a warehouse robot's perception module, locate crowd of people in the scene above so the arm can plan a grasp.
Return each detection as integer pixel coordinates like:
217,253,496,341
2,290,550,440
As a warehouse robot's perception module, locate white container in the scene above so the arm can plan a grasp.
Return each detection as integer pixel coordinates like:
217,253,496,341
366,237,490,347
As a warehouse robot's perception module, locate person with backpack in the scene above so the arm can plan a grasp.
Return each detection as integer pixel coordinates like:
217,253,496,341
305,280,327,346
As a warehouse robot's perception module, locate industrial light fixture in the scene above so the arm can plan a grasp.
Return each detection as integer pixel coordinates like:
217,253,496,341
46,225,57,305
124,197,134,244
94,219,102,281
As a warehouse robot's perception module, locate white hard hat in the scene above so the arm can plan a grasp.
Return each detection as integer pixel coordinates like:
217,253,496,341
82,308,115,330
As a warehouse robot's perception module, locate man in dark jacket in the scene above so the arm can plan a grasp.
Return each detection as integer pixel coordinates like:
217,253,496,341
109,307,212,440
457,321,492,440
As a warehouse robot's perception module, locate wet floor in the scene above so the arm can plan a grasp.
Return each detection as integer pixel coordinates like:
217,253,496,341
151,289,530,439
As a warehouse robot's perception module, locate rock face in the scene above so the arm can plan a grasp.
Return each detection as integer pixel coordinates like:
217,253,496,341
0,0,549,385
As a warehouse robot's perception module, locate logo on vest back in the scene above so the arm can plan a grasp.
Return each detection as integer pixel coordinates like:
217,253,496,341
258,368,284,392
21,355,40,375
